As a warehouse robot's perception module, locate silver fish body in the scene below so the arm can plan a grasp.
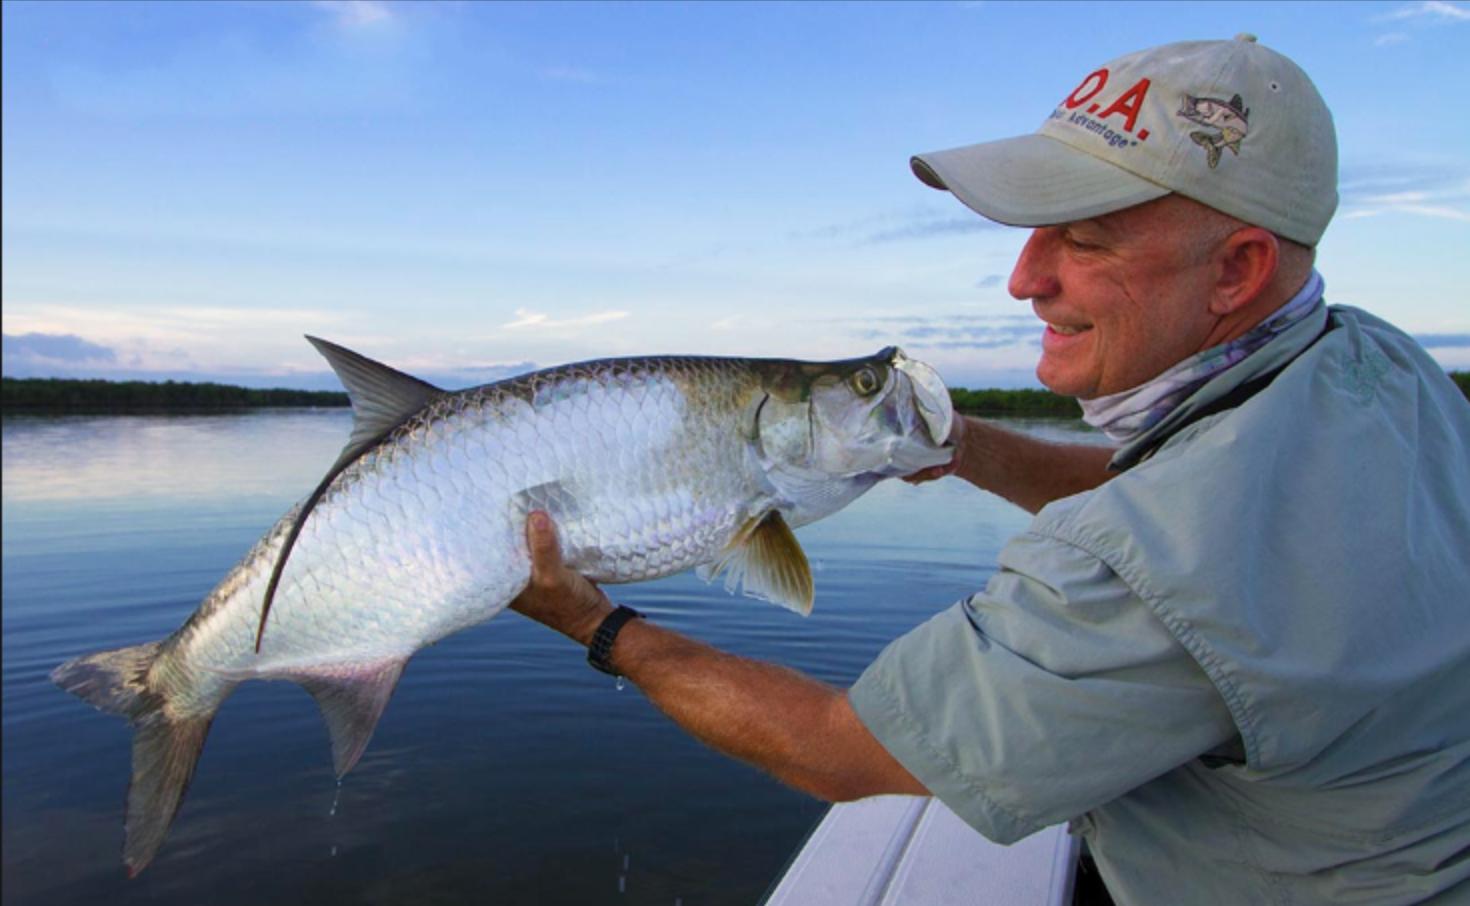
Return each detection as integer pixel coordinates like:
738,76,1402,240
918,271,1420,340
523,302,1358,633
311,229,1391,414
52,339,954,875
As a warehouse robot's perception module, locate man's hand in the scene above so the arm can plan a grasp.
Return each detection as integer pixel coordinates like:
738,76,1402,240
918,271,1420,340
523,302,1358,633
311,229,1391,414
510,512,615,647
904,411,967,485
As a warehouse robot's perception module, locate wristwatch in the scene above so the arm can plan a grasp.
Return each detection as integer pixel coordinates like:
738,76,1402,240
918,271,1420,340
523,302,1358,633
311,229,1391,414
587,605,644,676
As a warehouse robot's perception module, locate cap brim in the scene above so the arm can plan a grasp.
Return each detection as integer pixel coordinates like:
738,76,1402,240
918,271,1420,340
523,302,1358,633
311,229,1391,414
912,134,1170,227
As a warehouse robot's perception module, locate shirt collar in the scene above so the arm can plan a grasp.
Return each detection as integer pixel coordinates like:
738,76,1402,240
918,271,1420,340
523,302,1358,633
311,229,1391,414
1107,273,1331,471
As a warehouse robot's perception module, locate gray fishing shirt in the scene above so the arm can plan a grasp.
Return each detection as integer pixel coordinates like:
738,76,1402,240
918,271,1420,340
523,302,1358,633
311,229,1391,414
850,305,1470,905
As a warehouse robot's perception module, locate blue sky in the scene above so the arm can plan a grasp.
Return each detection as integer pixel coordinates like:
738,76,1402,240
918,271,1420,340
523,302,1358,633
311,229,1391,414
4,0,1468,391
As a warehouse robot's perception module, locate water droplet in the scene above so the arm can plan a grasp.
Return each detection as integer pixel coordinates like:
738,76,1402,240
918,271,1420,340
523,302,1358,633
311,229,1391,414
328,779,345,858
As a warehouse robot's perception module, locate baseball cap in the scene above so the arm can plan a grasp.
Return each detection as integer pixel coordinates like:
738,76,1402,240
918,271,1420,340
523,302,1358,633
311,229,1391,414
912,35,1338,246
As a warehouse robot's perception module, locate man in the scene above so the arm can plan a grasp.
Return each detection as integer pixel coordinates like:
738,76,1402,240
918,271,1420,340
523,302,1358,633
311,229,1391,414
512,36,1470,904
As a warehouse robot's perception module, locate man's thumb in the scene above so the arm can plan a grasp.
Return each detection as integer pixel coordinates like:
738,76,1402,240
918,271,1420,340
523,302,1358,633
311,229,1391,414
526,511,563,569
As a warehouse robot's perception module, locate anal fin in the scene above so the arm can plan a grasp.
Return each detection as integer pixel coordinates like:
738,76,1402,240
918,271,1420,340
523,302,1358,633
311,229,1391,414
698,511,815,616
288,658,407,777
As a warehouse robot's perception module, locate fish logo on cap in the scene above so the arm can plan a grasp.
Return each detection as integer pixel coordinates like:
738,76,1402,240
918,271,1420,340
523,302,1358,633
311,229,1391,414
1178,93,1250,169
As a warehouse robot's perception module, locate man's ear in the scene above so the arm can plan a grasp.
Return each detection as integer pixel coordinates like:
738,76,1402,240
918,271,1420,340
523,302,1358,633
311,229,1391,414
1210,227,1279,316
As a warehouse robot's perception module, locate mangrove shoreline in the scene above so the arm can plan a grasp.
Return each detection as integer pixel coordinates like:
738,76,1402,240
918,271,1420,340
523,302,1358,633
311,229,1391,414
5,373,1467,416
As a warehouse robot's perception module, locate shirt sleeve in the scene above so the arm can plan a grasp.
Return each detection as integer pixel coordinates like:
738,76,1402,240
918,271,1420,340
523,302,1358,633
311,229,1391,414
848,528,1238,844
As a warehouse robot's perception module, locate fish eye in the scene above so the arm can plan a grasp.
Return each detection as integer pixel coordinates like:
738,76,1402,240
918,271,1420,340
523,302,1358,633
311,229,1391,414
851,367,881,396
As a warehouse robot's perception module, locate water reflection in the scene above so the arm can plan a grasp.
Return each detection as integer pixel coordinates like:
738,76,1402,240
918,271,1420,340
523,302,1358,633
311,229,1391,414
1,411,350,503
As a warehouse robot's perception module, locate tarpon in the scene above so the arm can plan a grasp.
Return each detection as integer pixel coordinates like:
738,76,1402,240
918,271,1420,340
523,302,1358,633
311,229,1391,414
50,337,954,875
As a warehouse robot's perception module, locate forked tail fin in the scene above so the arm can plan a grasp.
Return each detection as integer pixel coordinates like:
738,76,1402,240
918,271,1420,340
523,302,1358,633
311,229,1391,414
51,642,221,877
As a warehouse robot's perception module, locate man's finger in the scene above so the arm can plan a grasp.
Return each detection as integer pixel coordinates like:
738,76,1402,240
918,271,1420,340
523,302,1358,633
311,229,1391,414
525,511,565,576
903,464,949,485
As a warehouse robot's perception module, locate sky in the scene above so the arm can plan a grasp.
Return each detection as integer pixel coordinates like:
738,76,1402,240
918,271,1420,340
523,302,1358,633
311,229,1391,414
3,0,1468,392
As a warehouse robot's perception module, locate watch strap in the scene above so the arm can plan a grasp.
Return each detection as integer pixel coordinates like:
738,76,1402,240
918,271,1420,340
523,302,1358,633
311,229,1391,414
587,605,644,676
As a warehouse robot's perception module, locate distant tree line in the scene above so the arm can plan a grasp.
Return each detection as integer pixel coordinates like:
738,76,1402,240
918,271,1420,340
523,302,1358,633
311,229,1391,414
2,377,1085,415
2,378,349,411
948,386,1083,416
4,373,1466,414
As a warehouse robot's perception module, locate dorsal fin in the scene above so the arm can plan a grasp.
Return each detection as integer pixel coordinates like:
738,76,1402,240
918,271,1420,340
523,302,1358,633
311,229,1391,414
253,338,444,653
697,510,815,615
307,335,443,471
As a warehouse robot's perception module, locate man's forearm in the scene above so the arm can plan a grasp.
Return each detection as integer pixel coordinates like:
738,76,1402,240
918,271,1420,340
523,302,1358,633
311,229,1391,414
953,415,1115,513
606,619,928,802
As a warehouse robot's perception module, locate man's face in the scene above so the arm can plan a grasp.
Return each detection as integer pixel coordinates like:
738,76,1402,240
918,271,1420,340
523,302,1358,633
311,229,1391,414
1009,195,1231,400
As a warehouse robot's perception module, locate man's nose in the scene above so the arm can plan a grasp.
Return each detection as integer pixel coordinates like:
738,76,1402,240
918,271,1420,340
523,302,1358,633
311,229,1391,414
1008,228,1063,301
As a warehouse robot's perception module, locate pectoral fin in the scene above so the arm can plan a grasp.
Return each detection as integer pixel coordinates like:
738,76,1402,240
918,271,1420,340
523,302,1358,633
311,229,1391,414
698,511,814,615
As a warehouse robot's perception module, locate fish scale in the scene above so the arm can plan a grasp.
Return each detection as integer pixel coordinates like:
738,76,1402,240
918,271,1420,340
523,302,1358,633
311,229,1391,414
51,338,954,875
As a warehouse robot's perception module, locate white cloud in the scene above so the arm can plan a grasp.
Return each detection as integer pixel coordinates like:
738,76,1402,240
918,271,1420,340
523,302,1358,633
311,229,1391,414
1340,163,1470,223
502,308,630,330
48,3,421,119
1,302,345,372
1373,1,1468,42
312,0,394,27
1343,184,1470,221
1386,0,1470,20
1343,205,1470,222
537,67,603,85
1361,191,1432,205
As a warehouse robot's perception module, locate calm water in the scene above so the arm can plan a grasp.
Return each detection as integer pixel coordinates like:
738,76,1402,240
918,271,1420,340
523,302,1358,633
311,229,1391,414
1,410,1096,906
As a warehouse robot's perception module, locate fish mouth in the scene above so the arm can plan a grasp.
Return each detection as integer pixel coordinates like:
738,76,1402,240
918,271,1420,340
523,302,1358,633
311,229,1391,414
892,349,953,447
